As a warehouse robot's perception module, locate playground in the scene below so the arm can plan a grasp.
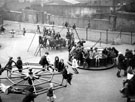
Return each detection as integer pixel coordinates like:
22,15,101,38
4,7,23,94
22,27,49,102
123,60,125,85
0,21,134,102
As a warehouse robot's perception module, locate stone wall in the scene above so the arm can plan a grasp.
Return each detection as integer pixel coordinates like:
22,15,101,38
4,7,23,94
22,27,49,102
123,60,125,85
116,12,135,32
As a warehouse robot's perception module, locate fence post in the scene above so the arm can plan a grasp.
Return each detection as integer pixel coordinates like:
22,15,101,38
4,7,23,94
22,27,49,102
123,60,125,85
131,32,133,45
86,27,89,40
120,29,122,38
106,29,108,44
100,32,102,47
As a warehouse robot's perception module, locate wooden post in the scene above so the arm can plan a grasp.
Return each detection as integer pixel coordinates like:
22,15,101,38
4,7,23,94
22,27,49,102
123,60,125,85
86,28,88,40
86,21,90,41
106,29,108,44
100,32,102,47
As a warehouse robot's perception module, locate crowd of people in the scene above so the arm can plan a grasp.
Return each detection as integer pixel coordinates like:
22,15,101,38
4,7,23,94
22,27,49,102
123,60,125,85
38,26,68,49
39,52,73,86
69,40,119,68
117,49,135,77
42,26,61,40
0,52,73,102
118,49,135,97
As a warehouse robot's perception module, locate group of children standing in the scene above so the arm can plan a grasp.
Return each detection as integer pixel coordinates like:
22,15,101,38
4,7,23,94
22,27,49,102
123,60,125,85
39,52,74,86
0,56,23,76
0,51,78,102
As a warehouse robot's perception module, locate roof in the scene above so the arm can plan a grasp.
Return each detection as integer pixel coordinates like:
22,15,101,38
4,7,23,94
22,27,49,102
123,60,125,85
63,0,80,4
45,0,81,5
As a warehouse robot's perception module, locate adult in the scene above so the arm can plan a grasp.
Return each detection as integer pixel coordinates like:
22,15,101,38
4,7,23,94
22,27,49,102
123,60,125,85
39,52,49,70
16,57,23,73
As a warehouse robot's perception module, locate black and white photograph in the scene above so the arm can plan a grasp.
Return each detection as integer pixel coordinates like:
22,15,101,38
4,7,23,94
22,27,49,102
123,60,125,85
0,0,135,102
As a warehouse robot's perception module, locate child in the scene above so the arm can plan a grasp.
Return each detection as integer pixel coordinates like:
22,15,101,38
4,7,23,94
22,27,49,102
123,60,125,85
39,52,49,69
54,56,60,71
59,59,65,72
5,57,16,76
72,57,79,74
47,83,56,102
16,57,23,73
23,28,26,36
61,65,73,86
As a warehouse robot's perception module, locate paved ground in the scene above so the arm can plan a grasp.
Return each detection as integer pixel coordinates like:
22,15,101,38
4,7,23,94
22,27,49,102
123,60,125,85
0,23,135,102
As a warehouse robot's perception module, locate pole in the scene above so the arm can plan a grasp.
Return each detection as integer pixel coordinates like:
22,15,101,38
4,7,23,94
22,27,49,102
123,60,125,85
131,32,133,45
112,0,116,31
86,28,88,40
106,29,108,44
100,32,102,47
74,28,81,41
27,33,37,52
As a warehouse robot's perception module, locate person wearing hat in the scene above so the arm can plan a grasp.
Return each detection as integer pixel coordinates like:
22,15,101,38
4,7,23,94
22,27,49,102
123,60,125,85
16,57,23,73
47,83,56,102
39,52,50,70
